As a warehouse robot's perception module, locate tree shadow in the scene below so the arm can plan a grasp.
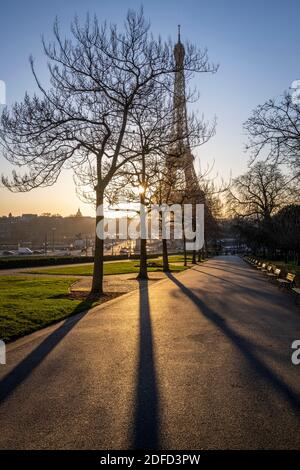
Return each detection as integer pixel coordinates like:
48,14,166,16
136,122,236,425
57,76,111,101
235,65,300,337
190,266,300,313
133,279,159,449
192,264,268,285
199,259,270,274
0,298,94,404
166,273,300,414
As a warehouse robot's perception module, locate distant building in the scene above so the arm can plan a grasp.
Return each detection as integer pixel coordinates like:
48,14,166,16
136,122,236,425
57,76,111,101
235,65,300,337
21,213,38,221
0,210,95,249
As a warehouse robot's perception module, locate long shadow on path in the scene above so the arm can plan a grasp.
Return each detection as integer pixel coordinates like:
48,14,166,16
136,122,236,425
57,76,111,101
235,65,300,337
0,299,92,404
133,280,159,449
191,266,299,314
167,273,300,415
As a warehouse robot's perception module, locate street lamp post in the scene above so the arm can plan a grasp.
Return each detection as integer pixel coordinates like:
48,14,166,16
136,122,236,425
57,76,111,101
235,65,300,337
113,206,138,258
44,234,48,254
51,227,56,253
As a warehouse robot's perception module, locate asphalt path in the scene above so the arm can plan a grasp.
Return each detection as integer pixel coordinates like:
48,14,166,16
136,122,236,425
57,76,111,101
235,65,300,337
0,255,299,449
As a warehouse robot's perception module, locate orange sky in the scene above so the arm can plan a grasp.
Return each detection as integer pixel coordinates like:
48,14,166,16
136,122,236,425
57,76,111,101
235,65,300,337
0,170,96,217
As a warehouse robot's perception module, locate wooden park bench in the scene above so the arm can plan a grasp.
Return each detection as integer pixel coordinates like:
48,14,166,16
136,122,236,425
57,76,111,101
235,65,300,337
262,264,272,274
266,267,281,281
257,262,266,270
277,272,296,290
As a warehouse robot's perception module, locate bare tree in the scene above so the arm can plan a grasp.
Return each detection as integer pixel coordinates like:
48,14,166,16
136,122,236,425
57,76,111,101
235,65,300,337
272,204,300,264
244,93,300,174
98,97,214,278
73,20,217,282
226,161,296,222
0,9,217,294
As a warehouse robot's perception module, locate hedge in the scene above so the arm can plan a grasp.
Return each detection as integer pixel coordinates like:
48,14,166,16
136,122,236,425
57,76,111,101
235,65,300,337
0,253,160,270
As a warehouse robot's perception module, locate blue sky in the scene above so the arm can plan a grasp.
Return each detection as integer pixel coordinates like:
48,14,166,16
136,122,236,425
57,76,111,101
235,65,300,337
0,0,299,216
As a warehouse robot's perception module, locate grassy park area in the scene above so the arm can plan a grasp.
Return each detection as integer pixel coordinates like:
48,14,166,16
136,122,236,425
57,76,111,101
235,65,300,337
26,257,189,276
0,258,191,342
0,276,99,342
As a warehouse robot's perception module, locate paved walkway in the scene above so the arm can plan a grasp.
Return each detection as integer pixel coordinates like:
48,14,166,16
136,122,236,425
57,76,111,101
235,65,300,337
0,256,300,449
71,271,170,294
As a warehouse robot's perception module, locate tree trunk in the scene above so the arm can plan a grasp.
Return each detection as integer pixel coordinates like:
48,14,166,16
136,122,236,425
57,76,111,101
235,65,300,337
137,192,148,279
162,238,170,272
183,239,187,266
91,188,104,295
191,201,197,264
137,238,148,279
204,240,208,258
182,211,187,266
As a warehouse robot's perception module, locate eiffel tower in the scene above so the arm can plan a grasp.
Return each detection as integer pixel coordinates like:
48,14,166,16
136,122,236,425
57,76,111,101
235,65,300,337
167,25,203,203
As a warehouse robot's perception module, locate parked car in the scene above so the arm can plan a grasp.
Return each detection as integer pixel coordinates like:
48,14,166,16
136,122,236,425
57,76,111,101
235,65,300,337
2,250,15,256
18,247,33,255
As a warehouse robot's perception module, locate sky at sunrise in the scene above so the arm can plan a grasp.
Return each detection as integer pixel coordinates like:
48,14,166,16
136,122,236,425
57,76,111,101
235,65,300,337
0,0,299,216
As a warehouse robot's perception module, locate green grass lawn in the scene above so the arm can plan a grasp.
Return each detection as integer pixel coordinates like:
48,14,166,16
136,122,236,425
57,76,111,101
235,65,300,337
0,276,98,342
167,255,200,263
26,259,189,276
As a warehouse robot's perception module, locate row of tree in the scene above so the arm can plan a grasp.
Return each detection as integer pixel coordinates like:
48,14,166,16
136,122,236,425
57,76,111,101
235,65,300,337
226,84,300,262
0,9,220,294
